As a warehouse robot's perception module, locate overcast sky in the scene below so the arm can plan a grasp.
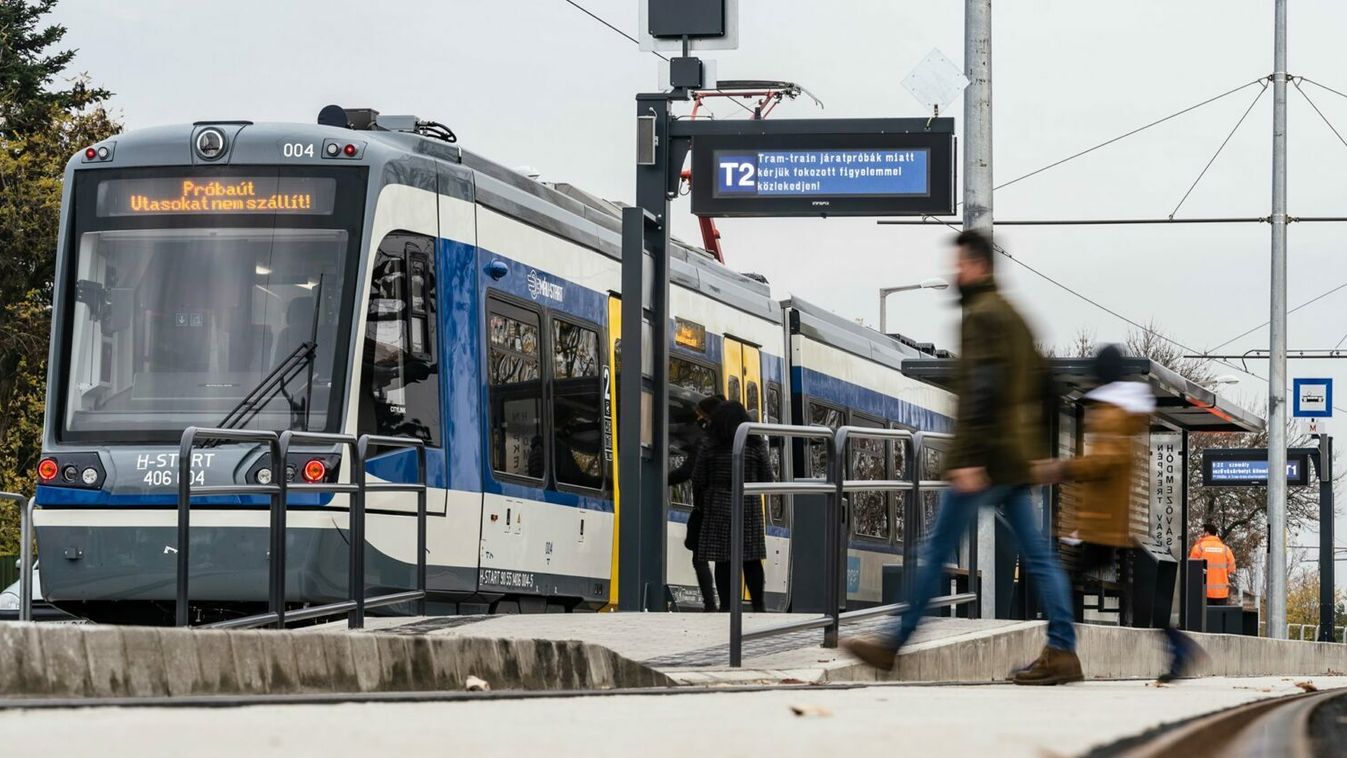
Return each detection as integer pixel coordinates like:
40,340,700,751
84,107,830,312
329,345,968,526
50,1,1347,571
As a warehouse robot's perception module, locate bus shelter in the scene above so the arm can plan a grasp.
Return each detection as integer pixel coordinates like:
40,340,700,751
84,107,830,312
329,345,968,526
900,356,1265,630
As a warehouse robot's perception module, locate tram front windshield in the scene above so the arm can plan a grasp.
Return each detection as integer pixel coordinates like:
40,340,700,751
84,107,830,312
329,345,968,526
59,168,363,441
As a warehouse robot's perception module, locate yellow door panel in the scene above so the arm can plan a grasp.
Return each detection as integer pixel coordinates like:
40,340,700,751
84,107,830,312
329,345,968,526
604,295,621,609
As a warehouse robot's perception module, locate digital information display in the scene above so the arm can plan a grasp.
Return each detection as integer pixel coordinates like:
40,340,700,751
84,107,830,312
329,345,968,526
712,149,930,198
690,119,955,217
1202,448,1311,487
96,176,336,217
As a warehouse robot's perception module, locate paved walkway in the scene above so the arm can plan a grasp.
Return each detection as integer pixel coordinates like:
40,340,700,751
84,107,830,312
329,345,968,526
319,612,1019,674
3,676,1340,757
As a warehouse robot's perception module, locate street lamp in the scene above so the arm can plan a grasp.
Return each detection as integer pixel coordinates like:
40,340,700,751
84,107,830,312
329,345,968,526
878,278,949,335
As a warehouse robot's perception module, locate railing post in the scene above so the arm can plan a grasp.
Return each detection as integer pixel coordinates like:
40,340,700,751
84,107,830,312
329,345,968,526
729,424,748,667
416,443,428,617
5,494,35,623
352,436,369,629
176,426,198,627
826,429,844,648
269,434,288,629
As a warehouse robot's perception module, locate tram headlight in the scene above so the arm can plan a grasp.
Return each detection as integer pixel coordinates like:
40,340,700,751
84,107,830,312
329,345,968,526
256,467,273,485
61,465,78,483
81,467,99,486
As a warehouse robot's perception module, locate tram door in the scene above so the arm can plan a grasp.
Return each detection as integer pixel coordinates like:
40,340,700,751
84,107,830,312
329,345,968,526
604,294,622,608
722,338,787,602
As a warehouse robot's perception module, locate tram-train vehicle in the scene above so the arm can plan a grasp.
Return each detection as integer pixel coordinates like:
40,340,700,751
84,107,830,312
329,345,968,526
34,108,955,623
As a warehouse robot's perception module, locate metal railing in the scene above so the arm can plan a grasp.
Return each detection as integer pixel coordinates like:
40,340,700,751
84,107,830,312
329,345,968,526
176,427,427,630
177,427,285,627
836,428,977,625
1,492,33,621
351,434,428,626
726,424,977,667
729,423,838,667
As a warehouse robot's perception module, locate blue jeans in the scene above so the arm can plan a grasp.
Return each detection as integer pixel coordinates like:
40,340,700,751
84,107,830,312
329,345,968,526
888,485,1077,652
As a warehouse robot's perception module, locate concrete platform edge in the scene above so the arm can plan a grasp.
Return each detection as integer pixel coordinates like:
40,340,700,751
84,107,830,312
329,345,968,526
0,623,673,698
830,622,1347,683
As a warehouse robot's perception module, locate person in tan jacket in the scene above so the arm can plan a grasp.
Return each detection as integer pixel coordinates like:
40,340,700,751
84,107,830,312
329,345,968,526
1036,345,1203,683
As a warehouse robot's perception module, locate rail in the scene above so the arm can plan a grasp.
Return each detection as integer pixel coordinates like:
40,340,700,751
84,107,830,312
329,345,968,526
0,492,33,621
352,434,428,626
177,427,285,627
729,423,838,667
176,427,427,630
726,424,977,667
824,430,975,638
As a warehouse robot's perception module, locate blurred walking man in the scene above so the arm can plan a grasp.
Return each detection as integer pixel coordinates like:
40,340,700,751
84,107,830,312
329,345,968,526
843,230,1082,685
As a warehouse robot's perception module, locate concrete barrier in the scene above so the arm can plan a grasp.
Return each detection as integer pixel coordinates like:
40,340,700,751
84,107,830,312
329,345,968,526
825,621,1347,683
0,623,672,698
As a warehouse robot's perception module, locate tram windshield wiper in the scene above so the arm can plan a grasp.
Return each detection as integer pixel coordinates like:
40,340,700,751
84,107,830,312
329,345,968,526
217,277,325,433
214,340,317,432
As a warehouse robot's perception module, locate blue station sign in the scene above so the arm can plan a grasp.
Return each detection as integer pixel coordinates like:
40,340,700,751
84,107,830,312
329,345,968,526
689,118,955,217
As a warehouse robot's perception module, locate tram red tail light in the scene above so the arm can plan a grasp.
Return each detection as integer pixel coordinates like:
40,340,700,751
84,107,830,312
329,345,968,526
343,143,357,157
302,459,327,483
38,458,59,481
84,147,97,160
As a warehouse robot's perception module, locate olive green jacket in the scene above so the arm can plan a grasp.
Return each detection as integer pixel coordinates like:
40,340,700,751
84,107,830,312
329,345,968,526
945,277,1046,486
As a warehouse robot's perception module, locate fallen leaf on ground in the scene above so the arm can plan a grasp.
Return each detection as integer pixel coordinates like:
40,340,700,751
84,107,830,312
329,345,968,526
1295,680,1318,692
779,678,806,685
1147,681,1169,688
465,675,490,692
790,704,833,718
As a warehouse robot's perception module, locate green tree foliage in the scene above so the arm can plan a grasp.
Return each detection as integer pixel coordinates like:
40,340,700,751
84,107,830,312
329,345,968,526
0,1,120,553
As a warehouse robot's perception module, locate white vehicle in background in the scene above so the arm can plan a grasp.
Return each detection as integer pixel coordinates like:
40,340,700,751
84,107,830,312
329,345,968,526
0,566,77,622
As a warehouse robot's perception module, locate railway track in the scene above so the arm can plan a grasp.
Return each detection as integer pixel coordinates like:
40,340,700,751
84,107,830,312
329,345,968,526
1118,688,1347,757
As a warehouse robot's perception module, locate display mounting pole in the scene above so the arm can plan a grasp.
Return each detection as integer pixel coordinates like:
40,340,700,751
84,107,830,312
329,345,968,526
619,91,686,611
965,0,995,620
1267,0,1289,640
1318,434,1334,642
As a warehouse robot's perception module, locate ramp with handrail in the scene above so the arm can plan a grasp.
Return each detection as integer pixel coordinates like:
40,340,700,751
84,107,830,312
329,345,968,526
727,423,977,667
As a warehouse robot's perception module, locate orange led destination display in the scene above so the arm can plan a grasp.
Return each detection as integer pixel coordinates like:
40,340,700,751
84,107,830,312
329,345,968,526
96,176,336,217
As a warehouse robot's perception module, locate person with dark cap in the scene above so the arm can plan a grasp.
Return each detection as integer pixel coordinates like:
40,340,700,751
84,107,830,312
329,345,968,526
669,394,727,611
843,229,1083,685
1036,344,1204,683
693,400,771,612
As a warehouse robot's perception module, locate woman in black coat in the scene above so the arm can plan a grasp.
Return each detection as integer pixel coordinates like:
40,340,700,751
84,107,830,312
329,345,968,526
693,400,771,612
668,394,725,611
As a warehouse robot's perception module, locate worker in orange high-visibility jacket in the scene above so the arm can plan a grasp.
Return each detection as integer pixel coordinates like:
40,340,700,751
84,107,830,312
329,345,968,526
1189,524,1237,605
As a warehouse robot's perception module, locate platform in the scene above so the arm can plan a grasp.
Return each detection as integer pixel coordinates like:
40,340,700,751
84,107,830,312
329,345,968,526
320,612,1347,686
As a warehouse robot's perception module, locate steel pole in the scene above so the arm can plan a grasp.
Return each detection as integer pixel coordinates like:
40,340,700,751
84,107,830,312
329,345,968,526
1267,0,1289,639
879,291,887,336
964,0,995,619
19,497,33,622
1319,435,1334,641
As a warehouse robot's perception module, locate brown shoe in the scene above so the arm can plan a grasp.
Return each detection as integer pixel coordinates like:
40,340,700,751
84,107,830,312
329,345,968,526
1012,646,1084,686
841,637,897,671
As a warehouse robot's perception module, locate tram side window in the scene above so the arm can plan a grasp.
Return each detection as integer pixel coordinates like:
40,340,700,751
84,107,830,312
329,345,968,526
920,445,945,532
849,416,889,540
807,401,845,478
357,232,439,446
892,427,912,546
553,319,605,490
487,299,543,479
766,383,787,526
669,357,718,507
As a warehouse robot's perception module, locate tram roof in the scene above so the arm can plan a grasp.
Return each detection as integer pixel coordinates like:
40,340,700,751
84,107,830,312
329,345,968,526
900,356,1264,434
